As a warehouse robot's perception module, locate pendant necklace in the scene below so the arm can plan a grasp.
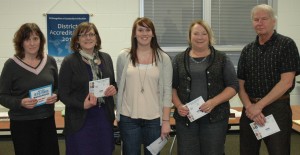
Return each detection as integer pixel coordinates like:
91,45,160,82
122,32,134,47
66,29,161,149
138,64,148,93
190,56,207,64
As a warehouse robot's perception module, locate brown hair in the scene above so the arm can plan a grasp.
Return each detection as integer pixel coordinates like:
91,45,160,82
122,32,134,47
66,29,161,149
13,23,45,59
188,20,216,46
130,17,162,66
70,22,101,52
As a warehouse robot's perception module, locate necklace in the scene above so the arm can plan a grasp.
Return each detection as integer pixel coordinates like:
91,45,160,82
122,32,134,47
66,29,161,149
138,64,148,93
190,56,207,64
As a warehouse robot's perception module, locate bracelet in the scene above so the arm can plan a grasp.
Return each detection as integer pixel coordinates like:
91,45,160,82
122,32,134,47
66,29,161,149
162,119,169,121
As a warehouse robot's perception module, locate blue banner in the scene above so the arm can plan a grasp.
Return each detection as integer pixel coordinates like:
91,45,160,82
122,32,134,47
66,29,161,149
47,14,89,57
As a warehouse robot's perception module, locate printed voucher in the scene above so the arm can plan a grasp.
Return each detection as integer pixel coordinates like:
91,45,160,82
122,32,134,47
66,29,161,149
89,78,110,98
29,84,52,107
146,137,168,155
184,96,207,122
250,114,280,140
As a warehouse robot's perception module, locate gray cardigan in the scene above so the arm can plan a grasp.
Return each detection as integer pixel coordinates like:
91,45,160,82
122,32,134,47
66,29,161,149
116,49,173,123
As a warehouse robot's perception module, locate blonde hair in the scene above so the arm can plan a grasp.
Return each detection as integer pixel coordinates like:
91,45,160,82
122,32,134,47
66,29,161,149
188,20,216,46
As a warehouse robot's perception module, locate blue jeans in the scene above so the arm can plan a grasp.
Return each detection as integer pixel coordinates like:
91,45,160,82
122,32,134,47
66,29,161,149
119,115,161,155
176,115,228,155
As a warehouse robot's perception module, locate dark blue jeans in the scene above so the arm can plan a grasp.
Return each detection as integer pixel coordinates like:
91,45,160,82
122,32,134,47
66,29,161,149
176,115,228,155
119,115,161,155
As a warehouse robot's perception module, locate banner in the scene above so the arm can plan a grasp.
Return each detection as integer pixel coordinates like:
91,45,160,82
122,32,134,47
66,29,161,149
47,14,89,57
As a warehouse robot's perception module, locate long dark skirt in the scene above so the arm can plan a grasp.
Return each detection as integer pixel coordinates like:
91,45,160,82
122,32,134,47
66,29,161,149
66,106,114,155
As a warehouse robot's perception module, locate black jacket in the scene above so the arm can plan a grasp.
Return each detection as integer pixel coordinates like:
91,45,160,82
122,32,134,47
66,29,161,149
58,51,117,136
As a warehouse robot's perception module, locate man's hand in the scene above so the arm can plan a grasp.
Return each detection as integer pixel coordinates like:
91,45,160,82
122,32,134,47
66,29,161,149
245,104,263,120
252,112,266,126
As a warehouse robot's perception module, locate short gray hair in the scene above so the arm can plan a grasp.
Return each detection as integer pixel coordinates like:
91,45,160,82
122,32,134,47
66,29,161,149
251,4,276,20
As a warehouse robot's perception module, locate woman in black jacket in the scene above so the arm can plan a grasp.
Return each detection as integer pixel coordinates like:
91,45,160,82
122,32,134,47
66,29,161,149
58,22,117,155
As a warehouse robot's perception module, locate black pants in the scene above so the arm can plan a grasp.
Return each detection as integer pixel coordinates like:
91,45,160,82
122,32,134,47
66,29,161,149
10,115,60,155
240,101,292,155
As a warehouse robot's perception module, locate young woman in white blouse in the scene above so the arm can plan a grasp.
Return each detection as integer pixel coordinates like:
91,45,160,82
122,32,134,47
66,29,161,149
116,17,173,155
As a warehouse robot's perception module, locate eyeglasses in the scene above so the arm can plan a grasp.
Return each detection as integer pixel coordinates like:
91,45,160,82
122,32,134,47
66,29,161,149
78,33,96,38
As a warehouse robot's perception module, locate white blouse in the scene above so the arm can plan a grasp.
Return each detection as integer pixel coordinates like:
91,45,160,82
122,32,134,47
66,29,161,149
121,63,160,119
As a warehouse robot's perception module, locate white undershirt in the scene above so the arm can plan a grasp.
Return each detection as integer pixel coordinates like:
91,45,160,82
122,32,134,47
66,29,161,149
121,63,160,119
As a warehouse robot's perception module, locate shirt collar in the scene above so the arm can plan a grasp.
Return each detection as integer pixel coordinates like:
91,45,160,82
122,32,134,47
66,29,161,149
255,30,278,47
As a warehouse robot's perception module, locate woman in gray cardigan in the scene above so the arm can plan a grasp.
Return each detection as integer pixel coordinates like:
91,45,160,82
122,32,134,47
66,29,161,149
116,17,173,155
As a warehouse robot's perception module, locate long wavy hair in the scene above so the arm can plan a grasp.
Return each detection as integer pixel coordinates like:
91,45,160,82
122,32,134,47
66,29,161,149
129,17,163,66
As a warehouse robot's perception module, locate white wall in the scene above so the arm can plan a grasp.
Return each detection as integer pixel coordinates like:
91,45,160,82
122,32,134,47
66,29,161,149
0,0,139,71
0,0,139,111
0,0,300,111
276,0,300,106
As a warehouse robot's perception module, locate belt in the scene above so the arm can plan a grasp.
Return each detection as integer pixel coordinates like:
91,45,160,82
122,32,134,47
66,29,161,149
249,95,290,103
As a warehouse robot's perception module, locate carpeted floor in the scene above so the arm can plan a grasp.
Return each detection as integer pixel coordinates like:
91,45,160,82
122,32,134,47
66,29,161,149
1,132,299,155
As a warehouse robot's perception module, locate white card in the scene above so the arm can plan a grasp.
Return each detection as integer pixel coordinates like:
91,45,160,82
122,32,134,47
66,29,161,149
250,114,281,140
146,137,168,155
293,120,300,125
184,96,207,122
0,112,9,121
29,84,52,107
89,78,110,98
0,112,8,118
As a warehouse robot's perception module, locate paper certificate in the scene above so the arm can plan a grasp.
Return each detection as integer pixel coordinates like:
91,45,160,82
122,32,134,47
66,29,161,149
89,78,110,98
0,112,9,121
250,114,280,140
29,85,52,107
146,137,168,155
293,120,300,125
184,96,207,122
